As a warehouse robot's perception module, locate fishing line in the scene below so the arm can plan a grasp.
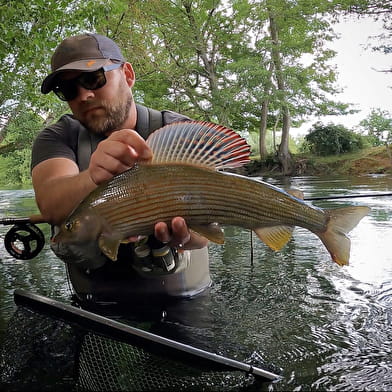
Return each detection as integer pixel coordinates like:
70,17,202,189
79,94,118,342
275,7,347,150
250,230,254,266
304,192,392,201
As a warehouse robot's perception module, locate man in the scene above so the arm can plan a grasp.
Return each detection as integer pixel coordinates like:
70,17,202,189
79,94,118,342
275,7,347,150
31,33,211,305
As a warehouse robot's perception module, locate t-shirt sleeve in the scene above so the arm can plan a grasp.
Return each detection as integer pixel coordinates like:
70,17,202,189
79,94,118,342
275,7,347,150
31,115,79,171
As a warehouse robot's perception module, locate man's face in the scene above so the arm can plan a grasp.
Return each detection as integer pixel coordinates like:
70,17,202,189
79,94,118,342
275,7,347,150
60,65,133,135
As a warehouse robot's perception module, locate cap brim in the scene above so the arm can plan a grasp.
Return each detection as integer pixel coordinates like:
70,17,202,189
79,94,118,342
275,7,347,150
41,58,109,94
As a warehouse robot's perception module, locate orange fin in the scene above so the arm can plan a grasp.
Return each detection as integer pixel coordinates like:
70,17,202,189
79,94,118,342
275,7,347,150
146,121,250,170
254,225,294,251
190,223,225,244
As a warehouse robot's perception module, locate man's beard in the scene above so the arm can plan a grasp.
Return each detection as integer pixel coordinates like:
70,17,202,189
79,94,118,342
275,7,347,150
79,89,133,135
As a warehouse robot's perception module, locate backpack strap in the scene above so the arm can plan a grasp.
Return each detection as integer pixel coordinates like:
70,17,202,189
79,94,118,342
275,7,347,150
77,128,103,172
135,104,163,139
77,104,163,171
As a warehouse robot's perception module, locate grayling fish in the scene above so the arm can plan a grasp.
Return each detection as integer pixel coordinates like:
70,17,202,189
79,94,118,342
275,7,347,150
53,121,370,266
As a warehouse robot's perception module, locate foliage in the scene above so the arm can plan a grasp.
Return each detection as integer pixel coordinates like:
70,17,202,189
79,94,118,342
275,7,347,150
359,108,392,161
359,109,392,145
304,122,364,156
0,0,390,185
0,110,43,185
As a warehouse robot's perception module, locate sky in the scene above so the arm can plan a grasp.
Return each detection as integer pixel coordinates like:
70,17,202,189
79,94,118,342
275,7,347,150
293,16,391,136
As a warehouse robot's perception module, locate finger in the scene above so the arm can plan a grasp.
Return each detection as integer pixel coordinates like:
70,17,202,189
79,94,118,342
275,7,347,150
154,222,171,244
170,217,191,246
108,129,152,160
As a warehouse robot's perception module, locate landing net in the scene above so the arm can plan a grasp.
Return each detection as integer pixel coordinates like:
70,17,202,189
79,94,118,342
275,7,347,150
0,290,278,391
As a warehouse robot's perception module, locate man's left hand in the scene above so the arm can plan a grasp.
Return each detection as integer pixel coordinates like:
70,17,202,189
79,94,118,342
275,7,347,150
154,217,208,250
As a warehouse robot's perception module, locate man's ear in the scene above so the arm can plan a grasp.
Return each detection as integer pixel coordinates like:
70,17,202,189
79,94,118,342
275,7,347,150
123,62,135,88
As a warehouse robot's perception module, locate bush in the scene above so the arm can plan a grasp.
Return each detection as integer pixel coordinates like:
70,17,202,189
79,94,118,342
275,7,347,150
304,122,364,156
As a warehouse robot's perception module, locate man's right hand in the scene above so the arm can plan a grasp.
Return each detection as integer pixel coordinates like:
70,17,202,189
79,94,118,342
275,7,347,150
88,129,153,185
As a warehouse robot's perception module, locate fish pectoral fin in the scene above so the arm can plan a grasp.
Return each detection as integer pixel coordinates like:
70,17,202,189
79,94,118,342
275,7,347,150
98,235,121,261
190,223,225,244
254,225,294,251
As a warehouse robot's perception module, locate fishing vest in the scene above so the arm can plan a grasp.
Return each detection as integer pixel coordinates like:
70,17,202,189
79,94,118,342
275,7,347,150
63,104,211,304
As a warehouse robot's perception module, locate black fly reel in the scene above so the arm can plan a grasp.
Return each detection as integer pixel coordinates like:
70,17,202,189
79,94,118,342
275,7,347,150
4,223,45,260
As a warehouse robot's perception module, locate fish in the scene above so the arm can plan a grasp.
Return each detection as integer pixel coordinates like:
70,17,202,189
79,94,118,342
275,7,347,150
53,121,370,266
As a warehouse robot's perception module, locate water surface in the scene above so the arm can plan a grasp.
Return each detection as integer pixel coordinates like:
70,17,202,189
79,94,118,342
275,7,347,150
0,175,391,390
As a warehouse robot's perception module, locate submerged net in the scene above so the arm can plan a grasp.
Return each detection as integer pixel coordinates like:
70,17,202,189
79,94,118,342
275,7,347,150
0,294,274,391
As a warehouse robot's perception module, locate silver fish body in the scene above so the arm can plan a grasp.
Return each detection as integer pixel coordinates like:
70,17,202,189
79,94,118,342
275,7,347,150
53,121,370,265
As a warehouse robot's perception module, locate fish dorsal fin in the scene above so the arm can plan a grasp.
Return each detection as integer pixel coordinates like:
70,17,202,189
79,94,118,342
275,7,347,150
146,121,250,170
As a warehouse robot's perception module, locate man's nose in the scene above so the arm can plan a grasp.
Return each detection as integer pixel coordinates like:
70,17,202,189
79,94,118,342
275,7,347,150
77,86,95,101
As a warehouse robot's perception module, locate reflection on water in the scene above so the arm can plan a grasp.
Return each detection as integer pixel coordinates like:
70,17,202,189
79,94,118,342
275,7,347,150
0,175,391,390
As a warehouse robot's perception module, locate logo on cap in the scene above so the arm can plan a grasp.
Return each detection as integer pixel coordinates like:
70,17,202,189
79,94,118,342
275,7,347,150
86,60,97,67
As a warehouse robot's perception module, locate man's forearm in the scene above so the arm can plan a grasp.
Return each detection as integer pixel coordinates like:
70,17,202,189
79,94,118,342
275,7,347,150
34,170,97,226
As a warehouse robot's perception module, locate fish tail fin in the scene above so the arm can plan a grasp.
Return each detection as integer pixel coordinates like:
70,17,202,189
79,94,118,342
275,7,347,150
317,206,370,266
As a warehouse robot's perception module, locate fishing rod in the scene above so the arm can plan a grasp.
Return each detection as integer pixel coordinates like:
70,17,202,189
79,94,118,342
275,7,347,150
304,192,392,201
1,191,391,260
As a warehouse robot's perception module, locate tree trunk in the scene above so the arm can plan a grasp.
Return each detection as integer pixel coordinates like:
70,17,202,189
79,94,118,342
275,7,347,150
268,6,293,175
278,106,293,175
259,99,269,157
259,61,274,158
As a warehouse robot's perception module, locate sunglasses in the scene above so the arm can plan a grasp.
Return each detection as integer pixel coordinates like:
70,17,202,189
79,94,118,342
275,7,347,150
52,62,123,101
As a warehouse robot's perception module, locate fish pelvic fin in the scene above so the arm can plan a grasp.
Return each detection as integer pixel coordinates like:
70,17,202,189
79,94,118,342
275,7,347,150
190,223,225,244
254,225,294,251
146,121,250,170
317,206,370,266
98,235,121,261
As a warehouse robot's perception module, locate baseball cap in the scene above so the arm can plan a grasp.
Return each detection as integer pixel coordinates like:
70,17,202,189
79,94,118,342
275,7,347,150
41,33,125,94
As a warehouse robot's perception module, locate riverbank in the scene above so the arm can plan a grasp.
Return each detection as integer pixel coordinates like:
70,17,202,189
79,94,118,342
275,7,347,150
246,146,392,177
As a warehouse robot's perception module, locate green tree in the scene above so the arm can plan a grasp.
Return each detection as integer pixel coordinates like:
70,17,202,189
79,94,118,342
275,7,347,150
0,110,43,185
359,108,392,162
1,0,386,185
305,122,364,156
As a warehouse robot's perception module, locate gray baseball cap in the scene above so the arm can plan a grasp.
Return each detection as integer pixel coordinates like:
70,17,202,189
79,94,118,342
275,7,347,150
41,33,125,94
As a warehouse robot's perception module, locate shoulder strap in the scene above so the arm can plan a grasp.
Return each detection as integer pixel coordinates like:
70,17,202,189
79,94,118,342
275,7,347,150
77,128,102,172
77,104,163,171
135,104,163,139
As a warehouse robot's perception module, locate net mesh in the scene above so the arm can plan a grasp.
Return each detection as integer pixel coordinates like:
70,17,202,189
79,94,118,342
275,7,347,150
0,304,261,391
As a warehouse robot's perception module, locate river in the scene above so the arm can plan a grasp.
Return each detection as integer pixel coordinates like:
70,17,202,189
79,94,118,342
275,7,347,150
0,174,391,390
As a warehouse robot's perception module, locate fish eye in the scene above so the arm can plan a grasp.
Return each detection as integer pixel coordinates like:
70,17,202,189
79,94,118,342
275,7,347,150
65,222,73,231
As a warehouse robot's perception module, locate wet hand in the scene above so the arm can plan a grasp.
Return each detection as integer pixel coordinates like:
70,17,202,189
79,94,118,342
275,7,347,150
154,217,209,250
88,129,152,185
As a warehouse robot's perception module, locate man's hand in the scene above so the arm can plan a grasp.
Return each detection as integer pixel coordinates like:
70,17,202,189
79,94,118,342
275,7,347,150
88,129,152,185
154,217,209,250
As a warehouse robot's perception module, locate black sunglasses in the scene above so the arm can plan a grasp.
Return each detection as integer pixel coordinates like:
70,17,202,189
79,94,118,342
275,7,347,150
52,62,123,101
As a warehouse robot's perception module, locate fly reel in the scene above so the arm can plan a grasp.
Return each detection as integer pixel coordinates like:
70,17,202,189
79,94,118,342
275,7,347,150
4,223,45,260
